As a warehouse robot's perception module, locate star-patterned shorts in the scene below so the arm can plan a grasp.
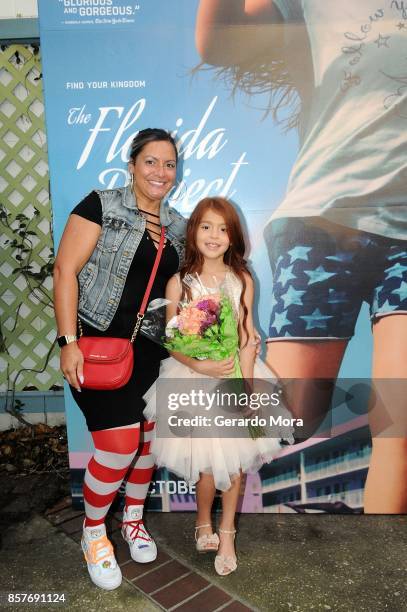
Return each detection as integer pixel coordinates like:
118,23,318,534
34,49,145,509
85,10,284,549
266,218,407,341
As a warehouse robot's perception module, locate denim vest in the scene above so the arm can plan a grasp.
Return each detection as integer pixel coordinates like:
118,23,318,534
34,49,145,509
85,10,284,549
77,185,186,331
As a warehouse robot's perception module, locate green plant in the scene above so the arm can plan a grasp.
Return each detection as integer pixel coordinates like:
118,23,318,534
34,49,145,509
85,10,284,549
0,205,54,303
1,203,58,427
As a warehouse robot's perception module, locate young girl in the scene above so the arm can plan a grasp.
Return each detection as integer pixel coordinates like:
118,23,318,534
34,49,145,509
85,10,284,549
144,197,292,576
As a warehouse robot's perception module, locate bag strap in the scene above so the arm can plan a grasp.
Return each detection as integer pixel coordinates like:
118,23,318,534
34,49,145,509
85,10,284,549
130,226,166,343
78,226,166,341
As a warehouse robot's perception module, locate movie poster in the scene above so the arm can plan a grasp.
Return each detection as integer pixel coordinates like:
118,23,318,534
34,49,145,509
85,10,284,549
38,1,407,513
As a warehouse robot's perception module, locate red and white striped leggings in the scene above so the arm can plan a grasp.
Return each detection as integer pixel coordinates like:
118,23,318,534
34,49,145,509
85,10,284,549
83,420,155,527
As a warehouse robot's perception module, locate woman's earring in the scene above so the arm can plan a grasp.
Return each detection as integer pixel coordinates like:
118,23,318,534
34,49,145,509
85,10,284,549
128,172,134,189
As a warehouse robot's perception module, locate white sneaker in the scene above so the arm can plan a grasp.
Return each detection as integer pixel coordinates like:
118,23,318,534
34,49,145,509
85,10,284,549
81,522,122,590
121,505,157,563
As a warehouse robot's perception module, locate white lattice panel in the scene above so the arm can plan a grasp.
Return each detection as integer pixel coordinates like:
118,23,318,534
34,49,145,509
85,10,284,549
0,45,62,392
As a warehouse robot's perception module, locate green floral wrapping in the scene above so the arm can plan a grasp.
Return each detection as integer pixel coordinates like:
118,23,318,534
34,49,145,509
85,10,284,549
164,296,265,438
164,296,240,372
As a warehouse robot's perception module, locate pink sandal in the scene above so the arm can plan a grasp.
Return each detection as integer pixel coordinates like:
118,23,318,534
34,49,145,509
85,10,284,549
214,528,237,576
194,524,219,553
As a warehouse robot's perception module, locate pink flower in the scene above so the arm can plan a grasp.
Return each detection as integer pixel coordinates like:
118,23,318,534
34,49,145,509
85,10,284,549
200,312,218,332
178,306,207,335
196,298,220,315
170,294,222,337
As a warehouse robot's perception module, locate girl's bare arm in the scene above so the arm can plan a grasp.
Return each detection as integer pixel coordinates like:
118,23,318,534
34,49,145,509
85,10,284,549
196,0,284,67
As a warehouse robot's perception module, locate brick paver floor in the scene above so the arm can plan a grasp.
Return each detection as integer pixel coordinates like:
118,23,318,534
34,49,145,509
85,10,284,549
45,498,255,612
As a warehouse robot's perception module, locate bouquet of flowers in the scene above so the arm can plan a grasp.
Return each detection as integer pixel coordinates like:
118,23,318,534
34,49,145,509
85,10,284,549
164,293,242,377
164,283,264,439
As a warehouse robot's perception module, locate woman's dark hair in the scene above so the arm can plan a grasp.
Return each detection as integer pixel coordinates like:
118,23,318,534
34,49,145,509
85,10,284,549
129,128,178,163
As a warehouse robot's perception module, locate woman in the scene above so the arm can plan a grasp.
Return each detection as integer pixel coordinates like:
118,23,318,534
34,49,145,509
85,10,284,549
196,1,407,513
53,128,186,590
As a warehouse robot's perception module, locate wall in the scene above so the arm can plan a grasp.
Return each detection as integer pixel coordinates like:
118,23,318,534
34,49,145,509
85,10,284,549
0,1,38,19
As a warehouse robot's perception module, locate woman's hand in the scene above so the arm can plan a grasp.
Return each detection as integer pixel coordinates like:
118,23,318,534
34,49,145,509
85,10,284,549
192,356,236,378
60,343,84,392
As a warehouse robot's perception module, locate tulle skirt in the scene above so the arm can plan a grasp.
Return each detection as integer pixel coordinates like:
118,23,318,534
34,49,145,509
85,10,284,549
143,357,294,491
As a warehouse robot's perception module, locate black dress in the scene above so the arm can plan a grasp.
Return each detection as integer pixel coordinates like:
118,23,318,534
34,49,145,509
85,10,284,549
70,192,179,431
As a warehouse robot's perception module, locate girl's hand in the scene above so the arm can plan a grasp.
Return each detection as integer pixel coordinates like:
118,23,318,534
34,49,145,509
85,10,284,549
60,343,84,392
192,357,235,378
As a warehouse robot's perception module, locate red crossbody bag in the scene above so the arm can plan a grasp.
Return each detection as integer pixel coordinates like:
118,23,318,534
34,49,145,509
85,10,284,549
77,227,165,390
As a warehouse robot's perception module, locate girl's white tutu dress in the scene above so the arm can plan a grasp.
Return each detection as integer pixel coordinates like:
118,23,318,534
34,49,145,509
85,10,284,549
143,271,294,491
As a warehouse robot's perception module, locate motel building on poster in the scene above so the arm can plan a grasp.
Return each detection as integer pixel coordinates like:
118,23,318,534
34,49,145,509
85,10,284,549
145,413,372,514
259,420,371,513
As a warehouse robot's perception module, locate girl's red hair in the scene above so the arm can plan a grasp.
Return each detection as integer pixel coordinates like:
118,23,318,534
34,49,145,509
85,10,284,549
179,197,252,339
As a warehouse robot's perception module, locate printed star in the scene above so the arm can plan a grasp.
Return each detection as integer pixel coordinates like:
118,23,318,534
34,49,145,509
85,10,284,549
392,281,407,300
374,33,390,48
388,248,405,260
372,287,383,310
270,293,279,311
277,264,297,287
326,252,354,264
304,266,336,285
377,299,399,313
300,308,333,331
327,289,348,304
397,22,407,30
270,310,292,334
280,285,306,308
287,246,312,263
384,262,407,280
